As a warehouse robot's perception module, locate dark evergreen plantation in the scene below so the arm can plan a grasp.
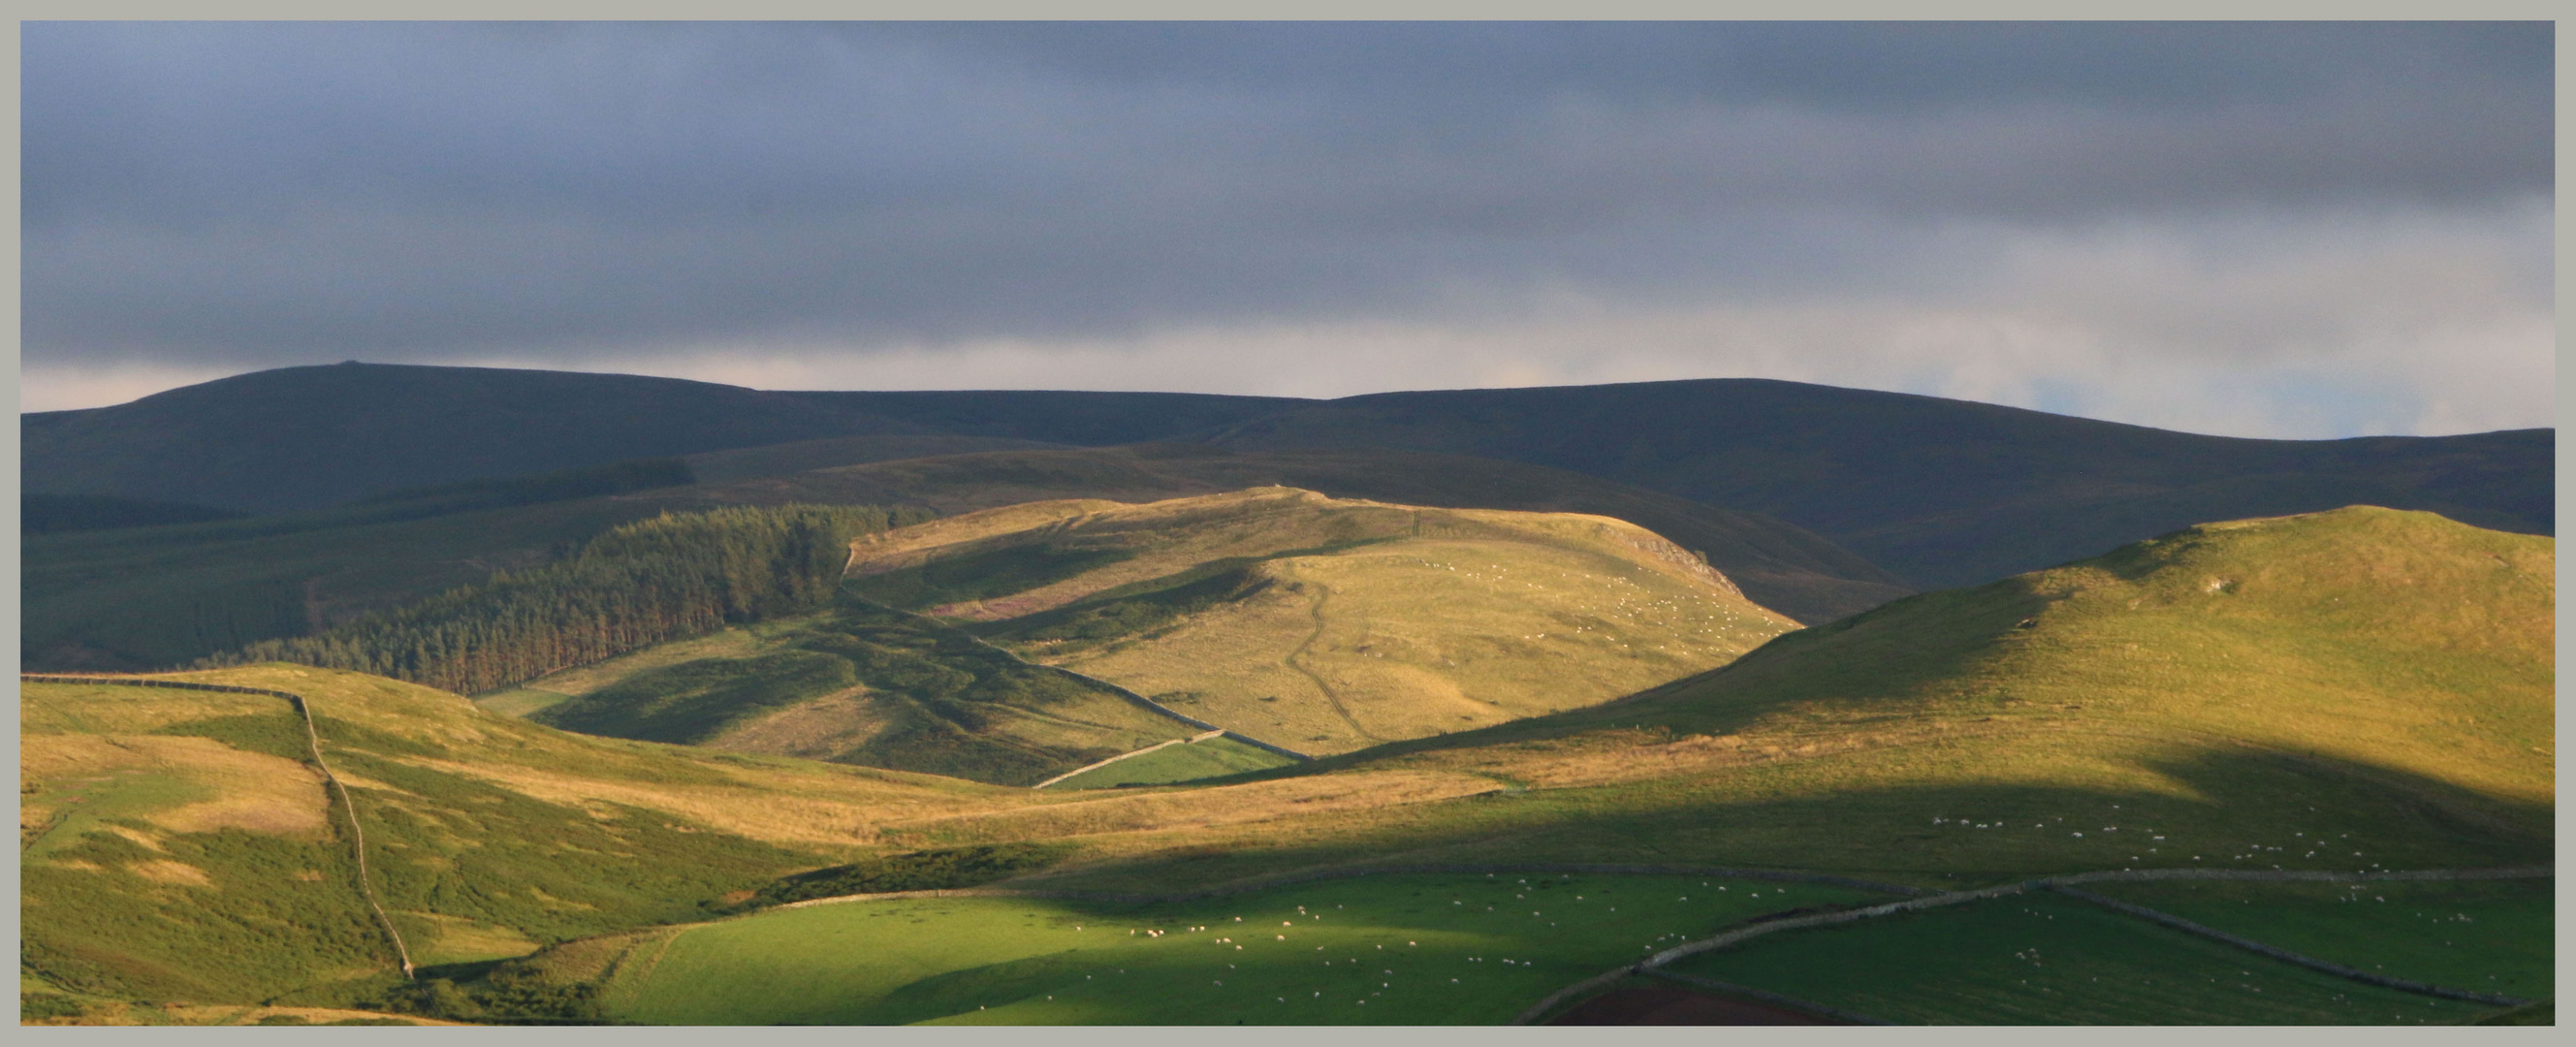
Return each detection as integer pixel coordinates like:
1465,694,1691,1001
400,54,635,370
202,504,928,695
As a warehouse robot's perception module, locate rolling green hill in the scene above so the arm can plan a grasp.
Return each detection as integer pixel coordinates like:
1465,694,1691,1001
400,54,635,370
19,504,2553,1025
482,504,2550,1026
15,663,1542,1020
18,664,1045,1012
1279,505,2551,880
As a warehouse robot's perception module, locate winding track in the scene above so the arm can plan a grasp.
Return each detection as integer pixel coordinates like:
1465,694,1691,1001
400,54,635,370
1285,587,1376,743
22,673,418,980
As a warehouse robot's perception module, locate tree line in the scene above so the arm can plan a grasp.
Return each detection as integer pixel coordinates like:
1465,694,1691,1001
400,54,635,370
203,503,932,695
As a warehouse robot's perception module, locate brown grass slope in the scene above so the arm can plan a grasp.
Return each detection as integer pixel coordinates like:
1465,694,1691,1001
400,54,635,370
844,487,1802,756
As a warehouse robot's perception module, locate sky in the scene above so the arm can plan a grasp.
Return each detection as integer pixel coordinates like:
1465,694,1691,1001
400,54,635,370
18,21,2556,438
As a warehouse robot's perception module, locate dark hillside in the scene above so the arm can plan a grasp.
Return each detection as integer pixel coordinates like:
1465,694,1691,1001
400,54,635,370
22,363,906,514
202,504,922,695
1202,379,2552,588
26,365,2549,594
783,389,1309,446
22,492,248,534
20,364,1296,514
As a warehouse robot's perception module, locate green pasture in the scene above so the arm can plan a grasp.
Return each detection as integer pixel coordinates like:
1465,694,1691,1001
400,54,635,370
605,872,1891,1025
1665,889,2505,1025
1046,735,1297,789
2084,876,2553,999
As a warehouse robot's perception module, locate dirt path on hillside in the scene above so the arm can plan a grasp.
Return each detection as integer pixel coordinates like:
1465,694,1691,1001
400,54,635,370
1286,587,1375,743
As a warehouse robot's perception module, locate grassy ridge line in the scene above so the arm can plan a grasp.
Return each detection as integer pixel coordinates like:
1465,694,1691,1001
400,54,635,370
17,673,419,980
2041,884,2528,1006
1511,865,2552,1025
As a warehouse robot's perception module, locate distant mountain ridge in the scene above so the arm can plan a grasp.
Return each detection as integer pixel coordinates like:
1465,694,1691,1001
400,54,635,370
20,363,1300,516
1203,380,2553,588
23,363,2551,591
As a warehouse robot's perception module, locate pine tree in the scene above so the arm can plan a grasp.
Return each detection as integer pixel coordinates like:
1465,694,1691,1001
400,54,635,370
204,503,931,694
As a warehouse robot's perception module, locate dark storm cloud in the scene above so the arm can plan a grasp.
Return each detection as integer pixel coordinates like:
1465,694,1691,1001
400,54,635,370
19,20,2554,365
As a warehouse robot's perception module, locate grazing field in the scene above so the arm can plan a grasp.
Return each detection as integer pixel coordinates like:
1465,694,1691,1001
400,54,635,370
1663,890,2500,1025
601,872,1892,1025
1045,735,1297,789
2083,877,2554,999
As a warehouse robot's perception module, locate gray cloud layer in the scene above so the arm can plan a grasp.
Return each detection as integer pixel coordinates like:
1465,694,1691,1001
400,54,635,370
19,22,2555,436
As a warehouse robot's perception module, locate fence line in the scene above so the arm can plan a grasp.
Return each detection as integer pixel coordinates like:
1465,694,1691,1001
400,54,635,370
2044,883,2528,1006
22,673,417,980
1508,864,2552,1024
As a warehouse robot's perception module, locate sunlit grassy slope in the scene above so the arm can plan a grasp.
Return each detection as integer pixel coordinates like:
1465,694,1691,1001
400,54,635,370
1258,505,2550,882
20,665,1038,1007
843,487,1800,755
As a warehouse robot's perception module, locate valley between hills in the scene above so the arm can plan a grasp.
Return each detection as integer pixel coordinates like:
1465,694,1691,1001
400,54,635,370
17,366,2555,1027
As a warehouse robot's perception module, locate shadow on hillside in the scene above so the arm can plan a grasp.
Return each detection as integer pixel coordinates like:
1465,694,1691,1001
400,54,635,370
1016,744,2553,895
1239,575,2059,776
